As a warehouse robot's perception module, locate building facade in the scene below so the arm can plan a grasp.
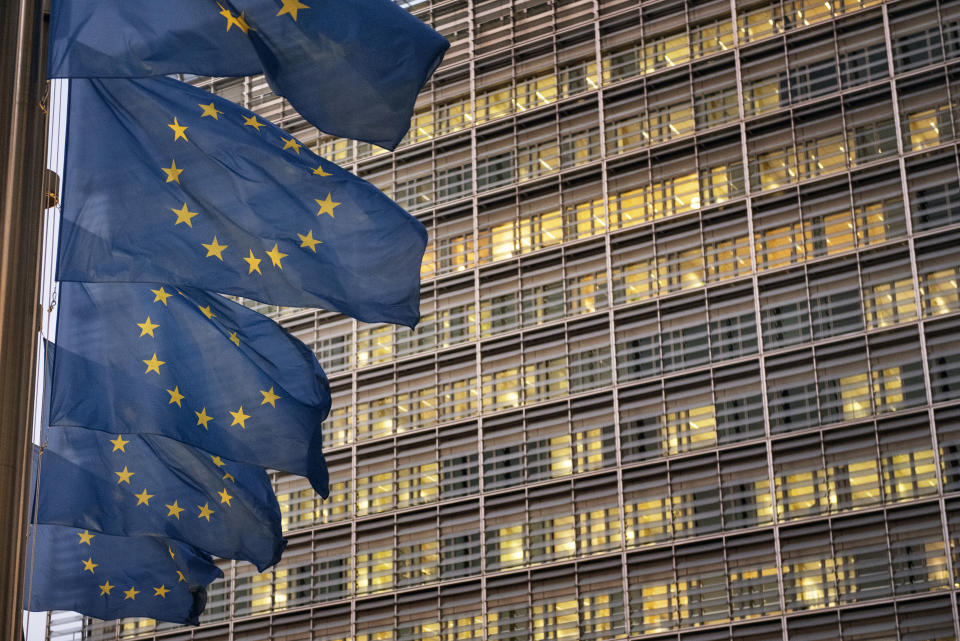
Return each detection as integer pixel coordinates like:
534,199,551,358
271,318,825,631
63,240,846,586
48,0,960,639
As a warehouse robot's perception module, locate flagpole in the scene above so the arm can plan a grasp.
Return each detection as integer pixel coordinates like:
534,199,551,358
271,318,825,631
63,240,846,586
0,0,48,637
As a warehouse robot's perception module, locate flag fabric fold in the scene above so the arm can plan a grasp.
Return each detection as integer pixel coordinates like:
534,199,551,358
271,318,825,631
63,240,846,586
57,76,426,327
49,282,330,497
25,522,222,625
48,0,449,149
35,425,286,571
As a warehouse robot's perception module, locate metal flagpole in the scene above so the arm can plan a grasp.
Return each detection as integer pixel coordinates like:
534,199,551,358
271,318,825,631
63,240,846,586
0,0,49,637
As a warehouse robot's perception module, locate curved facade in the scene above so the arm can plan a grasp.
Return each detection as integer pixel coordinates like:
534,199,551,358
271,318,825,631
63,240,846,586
49,0,960,639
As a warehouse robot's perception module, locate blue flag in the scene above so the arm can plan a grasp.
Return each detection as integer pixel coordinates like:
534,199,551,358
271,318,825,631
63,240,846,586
49,282,330,496
57,76,427,327
26,523,221,625
35,425,286,571
48,0,448,149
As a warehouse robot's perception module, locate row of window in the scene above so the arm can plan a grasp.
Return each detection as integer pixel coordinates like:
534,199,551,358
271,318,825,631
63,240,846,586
83,591,959,641
137,499,959,634
280,273,960,455
271,398,960,560
278,154,957,378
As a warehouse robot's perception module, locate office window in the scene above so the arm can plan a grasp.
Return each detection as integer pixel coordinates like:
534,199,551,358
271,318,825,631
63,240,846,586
659,221,706,293
870,329,927,413
441,587,484,641
807,258,864,339
753,195,807,270
727,532,781,619
567,321,612,394
355,443,395,516
521,257,566,328
927,319,960,404
822,423,881,513
887,504,950,595
671,455,723,536
565,246,608,316
741,45,787,116
907,153,960,231
800,181,856,258
320,454,353,524
485,495,527,571
355,523,394,595
313,528,352,600
714,362,766,444
699,138,747,207
525,408,572,482
936,406,960,493
899,71,954,152
675,541,731,627
440,502,481,579
878,414,938,502
396,436,439,509
523,338,569,404
852,168,907,246
694,60,739,130
660,296,710,373
759,270,811,349
578,561,626,639
837,14,888,88
708,284,758,362
794,108,848,180
816,340,872,424
355,375,394,441
860,248,917,329
645,78,694,145
663,378,717,455
575,473,622,555
627,550,679,634
479,265,521,337
832,513,893,604
916,232,960,316
527,486,576,564
571,394,618,473
774,434,830,520
483,415,525,490
720,445,773,530
702,210,751,284
396,369,439,434
622,463,672,545
437,357,478,423
845,91,897,166
766,349,820,434
890,1,944,72
396,512,439,588
611,232,662,304
781,524,838,611
615,306,660,383
530,583,578,640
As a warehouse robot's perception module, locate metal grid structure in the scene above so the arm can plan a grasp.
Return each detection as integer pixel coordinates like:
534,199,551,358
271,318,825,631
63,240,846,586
47,0,960,638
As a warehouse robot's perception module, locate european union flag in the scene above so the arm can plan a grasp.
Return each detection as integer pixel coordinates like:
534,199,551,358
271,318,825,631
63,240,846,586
49,0,448,149
50,282,330,496
36,425,286,571
57,76,427,327
26,523,222,625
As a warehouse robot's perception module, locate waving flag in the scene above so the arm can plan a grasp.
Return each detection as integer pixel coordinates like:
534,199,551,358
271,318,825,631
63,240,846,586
48,0,448,149
36,426,286,571
26,522,222,625
49,282,330,496
57,76,426,327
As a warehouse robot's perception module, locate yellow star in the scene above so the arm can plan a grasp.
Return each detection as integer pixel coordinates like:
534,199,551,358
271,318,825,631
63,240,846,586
123,586,140,600
162,159,183,183
166,500,185,519
197,502,215,521
265,243,288,269
229,331,240,346
223,471,236,482
281,137,301,154
260,387,280,407
198,102,223,119
137,316,159,337
229,406,250,429
315,193,340,218
99,580,114,596
168,546,175,559
109,435,129,453
277,0,309,20
143,353,165,375
77,530,95,545
134,488,154,506
211,455,225,467
177,570,187,583
195,407,212,430
82,557,98,573
202,236,228,260
154,585,170,598
244,115,265,131
171,203,199,227
218,488,233,506
312,163,331,177
243,249,262,274
218,3,251,33
168,117,189,142
198,304,215,319
115,466,134,484
298,229,322,252
152,287,172,305
167,386,184,407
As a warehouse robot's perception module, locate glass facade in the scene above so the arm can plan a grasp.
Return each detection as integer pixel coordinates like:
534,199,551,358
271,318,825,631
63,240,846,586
48,0,960,638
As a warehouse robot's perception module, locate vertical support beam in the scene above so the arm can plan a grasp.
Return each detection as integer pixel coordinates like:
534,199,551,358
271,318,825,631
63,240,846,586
0,0,48,637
